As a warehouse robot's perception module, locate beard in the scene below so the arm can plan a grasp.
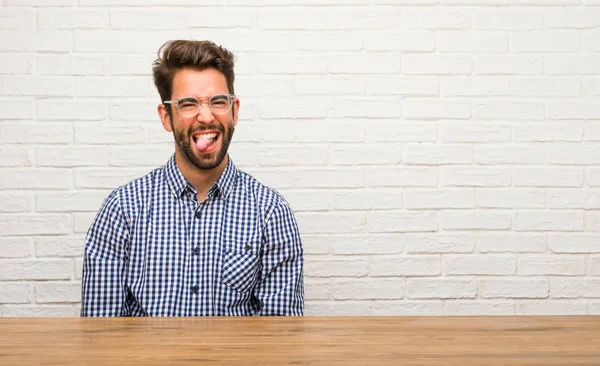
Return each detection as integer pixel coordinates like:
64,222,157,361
173,121,234,171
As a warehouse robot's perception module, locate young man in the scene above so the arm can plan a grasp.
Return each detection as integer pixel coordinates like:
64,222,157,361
81,40,304,316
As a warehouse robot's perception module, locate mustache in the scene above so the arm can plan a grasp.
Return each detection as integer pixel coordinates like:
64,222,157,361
188,124,225,134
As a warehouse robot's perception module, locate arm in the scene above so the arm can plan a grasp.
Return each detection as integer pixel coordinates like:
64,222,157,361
254,198,304,316
80,190,130,317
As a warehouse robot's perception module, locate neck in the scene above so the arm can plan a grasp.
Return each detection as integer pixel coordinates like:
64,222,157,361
174,151,228,198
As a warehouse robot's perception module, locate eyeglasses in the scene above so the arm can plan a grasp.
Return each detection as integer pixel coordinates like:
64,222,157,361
163,94,235,117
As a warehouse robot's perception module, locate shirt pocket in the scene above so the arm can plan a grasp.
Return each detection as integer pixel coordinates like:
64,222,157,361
221,240,261,293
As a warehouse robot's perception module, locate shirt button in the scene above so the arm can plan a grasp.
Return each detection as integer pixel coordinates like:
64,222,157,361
195,211,201,219
191,285,199,293
193,247,199,255
244,244,251,252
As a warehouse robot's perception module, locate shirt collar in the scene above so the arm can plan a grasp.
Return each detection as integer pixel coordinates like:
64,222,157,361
165,154,237,200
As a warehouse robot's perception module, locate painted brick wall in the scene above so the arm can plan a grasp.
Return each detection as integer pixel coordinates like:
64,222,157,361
1,0,600,316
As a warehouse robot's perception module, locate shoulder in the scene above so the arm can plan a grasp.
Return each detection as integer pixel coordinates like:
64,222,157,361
104,166,166,218
234,169,291,221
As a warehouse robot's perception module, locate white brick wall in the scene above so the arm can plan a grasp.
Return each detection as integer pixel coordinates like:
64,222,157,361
1,1,599,317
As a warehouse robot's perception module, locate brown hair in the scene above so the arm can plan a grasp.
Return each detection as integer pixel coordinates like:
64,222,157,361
152,40,235,116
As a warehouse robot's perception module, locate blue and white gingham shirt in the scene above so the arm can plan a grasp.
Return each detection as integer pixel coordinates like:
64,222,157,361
81,155,304,317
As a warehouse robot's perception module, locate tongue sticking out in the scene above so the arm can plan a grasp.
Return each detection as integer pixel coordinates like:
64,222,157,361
195,135,216,152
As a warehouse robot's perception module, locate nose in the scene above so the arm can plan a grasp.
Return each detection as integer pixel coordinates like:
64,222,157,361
196,103,214,124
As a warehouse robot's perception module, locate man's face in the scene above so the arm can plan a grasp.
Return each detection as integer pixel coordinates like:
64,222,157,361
158,68,239,171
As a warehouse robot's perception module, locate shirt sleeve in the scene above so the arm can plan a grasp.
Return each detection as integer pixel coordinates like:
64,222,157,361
80,190,130,317
254,198,304,316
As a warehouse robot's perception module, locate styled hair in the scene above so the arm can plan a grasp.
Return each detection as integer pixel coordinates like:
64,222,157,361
152,40,235,116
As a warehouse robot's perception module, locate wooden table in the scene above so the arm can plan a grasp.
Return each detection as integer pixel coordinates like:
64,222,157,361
1,316,599,365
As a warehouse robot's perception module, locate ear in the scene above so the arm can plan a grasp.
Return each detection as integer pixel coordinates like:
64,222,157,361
158,103,173,132
232,97,240,127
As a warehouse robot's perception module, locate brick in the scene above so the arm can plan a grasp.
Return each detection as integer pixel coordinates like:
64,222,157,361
1,305,78,317
109,100,156,121
366,121,437,143
36,236,84,257
0,53,33,74
514,122,583,142
404,99,471,119
74,31,168,53
513,167,583,187
38,8,108,30
5,0,75,4
548,145,600,165
401,8,469,30
583,79,600,96
477,189,545,209
0,237,34,258
517,301,587,315
329,54,401,74
296,34,363,51
0,8,33,30
480,279,548,299
549,234,600,253
109,147,172,167
333,279,405,300
511,77,580,97
368,211,438,233
0,169,71,189
546,8,600,28
296,212,366,234
75,76,152,97
590,169,600,187
478,233,546,253
0,259,72,280
0,31,71,52
305,259,368,277
306,301,373,316
370,256,441,276
440,76,509,96
474,55,543,75
473,9,542,30
0,122,72,144
36,191,109,213
0,283,33,304
513,211,583,232
330,144,401,165
548,100,600,119
327,234,404,255
445,255,516,275
367,167,437,188
475,146,545,165
370,301,443,316
582,30,600,51
407,279,476,299
330,98,402,118
547,190,600,209
0,147,32,167
74,257,83,280
442,210,511,230
510,31,579,52
0,191,34,212
404,145,472,165
37,100,107,121
109,54,154,75
365,32,434,52
35,282,81,303
75,168,149,189
0,214,71,236
73,212,95,234
304,279,333,301
406,234,474,254
293,168,365,188
443,167,511,187
405,189,475,209
445,301,515,315
255,97,328,119
367,76,438,96
545,55,600,75
2,76,74,97
441,124,511,143
74,124,147,145
38,55,108,75
550,279,600,298
256,56,327,75
474,101,545,120
0,100,33,120
277,190,330,212
36,147,109,167
331,189,403,210
222,33,294,52
293,77,365,96
518,255,585,276
438,31,507,52
403,55,472,75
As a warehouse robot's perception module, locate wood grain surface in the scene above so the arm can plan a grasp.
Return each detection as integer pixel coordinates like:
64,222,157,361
0,316,599,365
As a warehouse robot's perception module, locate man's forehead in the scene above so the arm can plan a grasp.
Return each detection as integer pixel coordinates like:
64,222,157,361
171,68,228,94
